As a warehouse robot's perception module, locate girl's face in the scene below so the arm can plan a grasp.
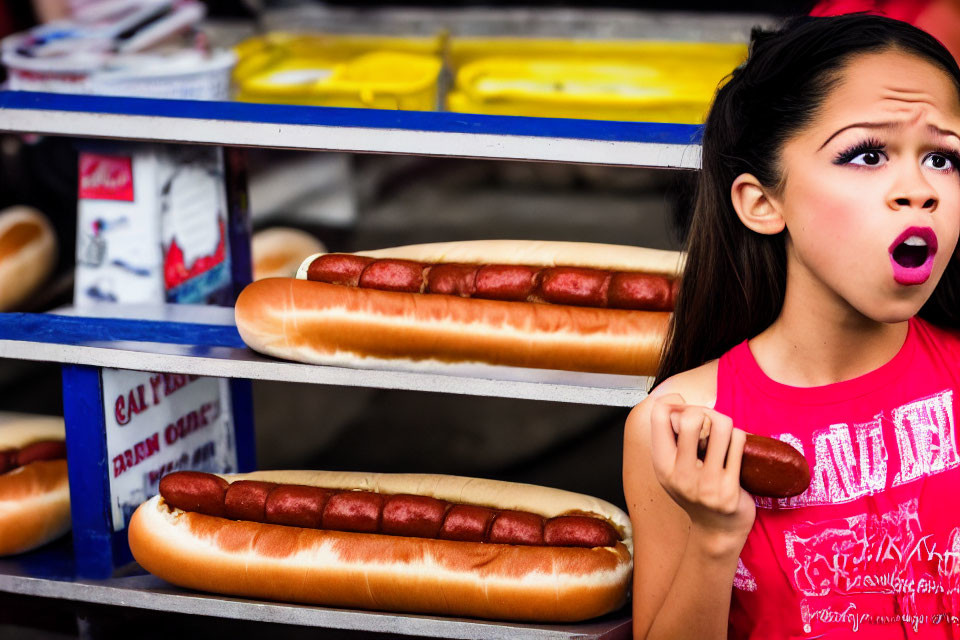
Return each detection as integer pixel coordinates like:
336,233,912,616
775,49,960,323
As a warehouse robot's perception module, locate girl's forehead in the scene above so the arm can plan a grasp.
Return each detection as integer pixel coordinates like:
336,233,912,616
813,50,960,140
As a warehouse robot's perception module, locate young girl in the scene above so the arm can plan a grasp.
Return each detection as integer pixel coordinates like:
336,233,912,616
623,14,960,640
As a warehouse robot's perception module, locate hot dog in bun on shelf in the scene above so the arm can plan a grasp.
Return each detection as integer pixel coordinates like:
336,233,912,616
0,413,70,555
128,469,633,622
235,240,683,375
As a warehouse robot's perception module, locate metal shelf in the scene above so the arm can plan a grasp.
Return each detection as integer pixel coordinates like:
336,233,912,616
0,543,631,640
0,90,702,169
0,304,649,407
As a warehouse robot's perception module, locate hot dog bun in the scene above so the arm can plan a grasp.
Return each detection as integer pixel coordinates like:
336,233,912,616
236,277,670,375
128,470,632,622
0,413,70,556
297,240,684,279
252,227,326,280
0,206,57,311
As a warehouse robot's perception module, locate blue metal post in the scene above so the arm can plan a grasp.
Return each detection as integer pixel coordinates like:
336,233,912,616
61,364,131,578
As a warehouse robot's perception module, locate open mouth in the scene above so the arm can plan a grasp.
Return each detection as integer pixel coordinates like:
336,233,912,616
888,226,938,285
891,237,931,268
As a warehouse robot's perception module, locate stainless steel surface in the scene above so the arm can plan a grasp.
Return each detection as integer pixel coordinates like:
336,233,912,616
0,565,631,639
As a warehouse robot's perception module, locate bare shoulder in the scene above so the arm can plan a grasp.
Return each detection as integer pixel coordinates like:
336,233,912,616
623,358,719,492
625,359,719,439
649,360,719,406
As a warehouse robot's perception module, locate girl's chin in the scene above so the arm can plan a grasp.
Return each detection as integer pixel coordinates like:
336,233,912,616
855,296,928,324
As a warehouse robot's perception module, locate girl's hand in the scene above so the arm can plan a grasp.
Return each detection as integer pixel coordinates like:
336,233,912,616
648,393,756,549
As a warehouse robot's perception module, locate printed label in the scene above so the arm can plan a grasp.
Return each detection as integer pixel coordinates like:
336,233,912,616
102,368,237,531
79,153,134,201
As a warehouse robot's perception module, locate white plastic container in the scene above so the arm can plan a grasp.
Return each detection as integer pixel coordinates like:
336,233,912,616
3,45,235,100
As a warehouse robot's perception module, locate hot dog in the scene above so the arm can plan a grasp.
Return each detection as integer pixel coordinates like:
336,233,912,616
695,431,810,498
128,469,633,622
0,206,57,312
235,240,682,375
0,413,70,555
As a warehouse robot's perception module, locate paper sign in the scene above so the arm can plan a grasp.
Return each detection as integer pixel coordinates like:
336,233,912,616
101,368,237,531
75,143,233,307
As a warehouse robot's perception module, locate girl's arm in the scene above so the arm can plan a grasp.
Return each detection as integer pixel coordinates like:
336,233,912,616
623,373,756,640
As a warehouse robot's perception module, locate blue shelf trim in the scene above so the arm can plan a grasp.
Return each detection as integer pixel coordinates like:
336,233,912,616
0,313,244,349
61,364,125,579
0,90,704,145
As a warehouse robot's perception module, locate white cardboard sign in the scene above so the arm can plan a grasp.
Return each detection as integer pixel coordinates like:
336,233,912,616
101,368,237,530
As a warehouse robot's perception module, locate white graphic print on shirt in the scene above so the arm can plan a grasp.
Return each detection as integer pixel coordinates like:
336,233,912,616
738,390,960,633
755,390,957,510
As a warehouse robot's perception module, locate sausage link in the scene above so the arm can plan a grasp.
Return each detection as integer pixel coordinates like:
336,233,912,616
307,255,677,311
487,510,544,545
381,494,448,538
543,515,618,548
740,434,811,498
537,267,611,308
425,263,479,297
607,273,674,311
307,254,374,287
474,265,539,302
439,504,496,542
157,472,622,548
322,491,384,533
224,480,278,522
159,471,229,518
16,440,67,467
358,259,425,293
265,485,330,528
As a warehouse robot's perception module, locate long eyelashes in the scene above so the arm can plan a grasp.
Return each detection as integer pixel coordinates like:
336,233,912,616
832,137,960,170
833,137,885,165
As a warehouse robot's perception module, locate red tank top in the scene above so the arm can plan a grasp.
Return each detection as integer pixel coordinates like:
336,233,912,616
716,317,960,639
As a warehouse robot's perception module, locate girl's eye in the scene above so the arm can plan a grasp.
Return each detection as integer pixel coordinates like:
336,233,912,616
848,150,886,167
833,137,887,166
923,153,957,171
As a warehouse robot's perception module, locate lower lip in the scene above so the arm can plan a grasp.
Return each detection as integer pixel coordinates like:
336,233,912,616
890,254,935,285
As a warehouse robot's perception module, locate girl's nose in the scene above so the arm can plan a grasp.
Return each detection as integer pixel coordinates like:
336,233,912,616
893,196,937,209
887,170,938,212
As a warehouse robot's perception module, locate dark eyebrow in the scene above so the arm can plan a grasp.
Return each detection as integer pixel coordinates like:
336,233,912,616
818,122,894,151
818,122,960,150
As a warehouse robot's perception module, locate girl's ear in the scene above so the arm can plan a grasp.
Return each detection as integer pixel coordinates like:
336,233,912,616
730,173,786,235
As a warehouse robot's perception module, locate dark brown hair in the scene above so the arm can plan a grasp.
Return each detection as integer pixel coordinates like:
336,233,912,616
655,14,960,388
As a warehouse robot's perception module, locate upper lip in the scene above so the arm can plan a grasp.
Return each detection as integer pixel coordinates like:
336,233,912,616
889,226,939,256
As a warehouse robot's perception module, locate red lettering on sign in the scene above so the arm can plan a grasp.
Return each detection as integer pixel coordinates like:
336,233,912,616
115,384,153,425
113,454,126,477
115,394,129,426
127,389,140,418
112,432,160,478
149,375,163,405
163,401,218,446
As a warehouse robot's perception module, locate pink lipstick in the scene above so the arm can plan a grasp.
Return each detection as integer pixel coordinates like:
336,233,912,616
888,226,938,285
